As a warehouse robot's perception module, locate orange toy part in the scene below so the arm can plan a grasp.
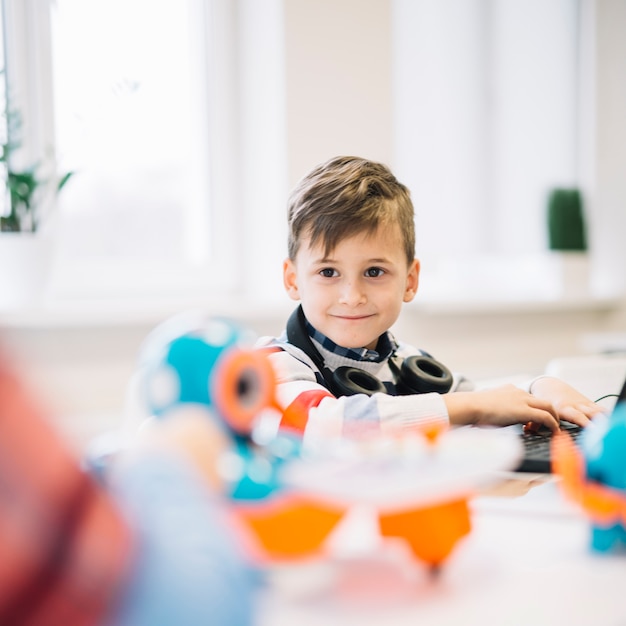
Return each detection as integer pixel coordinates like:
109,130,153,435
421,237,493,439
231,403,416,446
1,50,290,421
420,420,449,446
552,432,626,526
234,497,346,560
280,389,334,435
378,498,471,567
212,349,279,435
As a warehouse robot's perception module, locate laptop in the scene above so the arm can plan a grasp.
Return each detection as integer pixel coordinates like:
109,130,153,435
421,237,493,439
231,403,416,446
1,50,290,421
515,374,626,473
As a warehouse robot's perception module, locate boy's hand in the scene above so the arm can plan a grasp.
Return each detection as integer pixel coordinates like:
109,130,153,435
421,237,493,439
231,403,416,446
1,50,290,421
527,376,605,428
444,385,562,431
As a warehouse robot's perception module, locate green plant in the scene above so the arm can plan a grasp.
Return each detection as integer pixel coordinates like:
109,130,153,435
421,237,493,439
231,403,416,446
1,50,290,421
1,162,73,232
1,79,73,233
547,187,587,252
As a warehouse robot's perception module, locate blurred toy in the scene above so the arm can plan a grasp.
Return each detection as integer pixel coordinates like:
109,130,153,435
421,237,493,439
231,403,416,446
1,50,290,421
136,312,346,561
552,403,626,554
134,311,523,571
139,312,294,500
0,354,132,626
0,346,254,626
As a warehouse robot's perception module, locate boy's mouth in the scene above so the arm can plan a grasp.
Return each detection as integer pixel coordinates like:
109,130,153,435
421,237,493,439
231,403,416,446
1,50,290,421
332,313,374,321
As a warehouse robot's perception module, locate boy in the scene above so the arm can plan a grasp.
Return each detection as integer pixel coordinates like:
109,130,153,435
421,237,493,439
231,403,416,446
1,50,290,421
257,156,603,443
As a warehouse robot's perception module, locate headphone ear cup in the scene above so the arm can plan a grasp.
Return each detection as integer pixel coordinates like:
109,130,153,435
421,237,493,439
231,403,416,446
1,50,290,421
397,355,453,394
332,366,388,397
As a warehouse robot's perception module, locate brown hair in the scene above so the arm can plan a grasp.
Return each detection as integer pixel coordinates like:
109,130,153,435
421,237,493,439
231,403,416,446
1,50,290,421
287,156,415,264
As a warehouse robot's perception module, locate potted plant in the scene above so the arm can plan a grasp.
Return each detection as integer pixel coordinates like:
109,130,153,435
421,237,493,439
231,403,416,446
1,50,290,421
546,187,589,298
1,164,73,233
547,188,587,252
1,105,73,233
0,91,73,308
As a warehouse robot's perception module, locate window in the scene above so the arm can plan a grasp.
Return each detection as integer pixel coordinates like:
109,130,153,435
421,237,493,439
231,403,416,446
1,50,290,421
1,0,288,316
393,0,589,303
48,0,234,299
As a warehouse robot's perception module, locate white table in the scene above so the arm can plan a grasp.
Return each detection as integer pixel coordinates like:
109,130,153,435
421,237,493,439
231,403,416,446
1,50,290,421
257,475,626,626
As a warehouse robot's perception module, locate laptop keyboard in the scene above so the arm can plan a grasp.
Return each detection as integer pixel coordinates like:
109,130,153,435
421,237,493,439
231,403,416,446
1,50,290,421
516,421,584,473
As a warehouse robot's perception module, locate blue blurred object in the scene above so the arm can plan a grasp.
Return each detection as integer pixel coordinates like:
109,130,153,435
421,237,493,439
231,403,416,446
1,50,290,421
108,454,256,626
580,403,626,553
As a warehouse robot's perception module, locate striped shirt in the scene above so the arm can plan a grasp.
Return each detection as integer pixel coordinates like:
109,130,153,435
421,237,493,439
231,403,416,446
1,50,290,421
256,325,473,450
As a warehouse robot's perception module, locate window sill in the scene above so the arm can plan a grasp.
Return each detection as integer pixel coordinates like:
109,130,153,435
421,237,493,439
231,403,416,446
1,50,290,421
408,252,623,316
0,293,295,329
409,294,622,317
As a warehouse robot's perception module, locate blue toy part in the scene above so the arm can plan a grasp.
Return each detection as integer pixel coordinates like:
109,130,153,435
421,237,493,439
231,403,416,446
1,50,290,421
222,433,302,501
590,523,626,554
138,311,303,503
581,403,626,553
141,314,252,418
583,406,626,489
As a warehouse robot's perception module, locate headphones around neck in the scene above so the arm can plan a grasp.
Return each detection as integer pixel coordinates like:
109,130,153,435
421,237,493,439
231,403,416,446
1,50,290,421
286,306,453,397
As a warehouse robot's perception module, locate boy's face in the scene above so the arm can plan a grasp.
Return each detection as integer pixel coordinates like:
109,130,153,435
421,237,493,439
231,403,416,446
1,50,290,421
283,223,420,350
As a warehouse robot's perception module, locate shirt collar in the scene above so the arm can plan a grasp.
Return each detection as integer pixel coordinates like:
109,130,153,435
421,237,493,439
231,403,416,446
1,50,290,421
305,320,397,363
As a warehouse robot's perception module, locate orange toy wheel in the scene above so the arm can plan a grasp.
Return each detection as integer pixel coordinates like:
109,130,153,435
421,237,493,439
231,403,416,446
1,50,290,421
212,349,277,435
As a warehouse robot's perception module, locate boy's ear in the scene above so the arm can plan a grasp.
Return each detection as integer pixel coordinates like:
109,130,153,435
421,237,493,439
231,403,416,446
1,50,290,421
403,259,420,303
283,258,301,300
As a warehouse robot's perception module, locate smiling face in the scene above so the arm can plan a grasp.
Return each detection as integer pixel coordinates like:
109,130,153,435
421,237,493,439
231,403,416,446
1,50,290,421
283,223,420,350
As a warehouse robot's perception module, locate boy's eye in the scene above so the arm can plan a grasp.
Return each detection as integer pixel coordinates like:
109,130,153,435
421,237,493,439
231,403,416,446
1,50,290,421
365,267,385,278
319,268,337,278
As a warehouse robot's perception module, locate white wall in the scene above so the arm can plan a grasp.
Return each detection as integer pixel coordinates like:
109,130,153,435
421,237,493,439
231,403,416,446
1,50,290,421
284,0,393,183
2,0,626,451
592,0,626,296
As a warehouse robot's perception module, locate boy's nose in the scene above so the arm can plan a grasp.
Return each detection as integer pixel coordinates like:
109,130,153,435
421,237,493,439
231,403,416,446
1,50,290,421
338,280,366,305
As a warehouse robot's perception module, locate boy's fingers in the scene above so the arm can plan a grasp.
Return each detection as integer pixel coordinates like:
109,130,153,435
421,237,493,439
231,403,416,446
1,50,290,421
557,405,593,427
524,409,560,433
524,402,603,433
582,402,607,418
529,396,559,420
